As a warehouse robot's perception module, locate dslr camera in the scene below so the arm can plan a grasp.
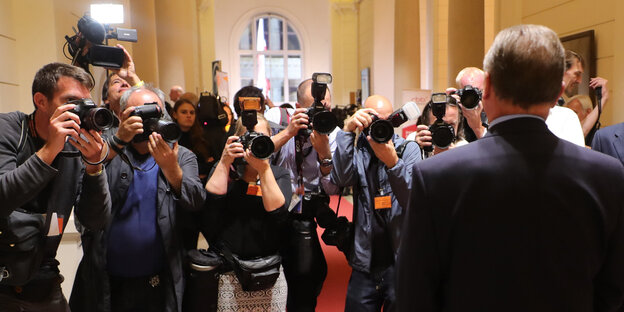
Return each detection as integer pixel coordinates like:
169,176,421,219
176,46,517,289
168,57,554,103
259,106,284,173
365,101,421,143
237,97,275,160
130,103,182,143
455,85,482,109
68,98,114,131
299,73,338,136
425,93,455,152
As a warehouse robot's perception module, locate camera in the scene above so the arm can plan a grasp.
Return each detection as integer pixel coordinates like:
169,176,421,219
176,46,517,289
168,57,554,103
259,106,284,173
425,93,455,152
456,85,482,109
68,98,114,131
237,97,275,159
365,101,421,143
130,103,182,143
64,14,138,72
299,73,338,136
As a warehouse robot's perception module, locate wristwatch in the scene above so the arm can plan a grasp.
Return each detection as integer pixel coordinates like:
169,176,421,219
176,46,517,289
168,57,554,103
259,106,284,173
319,158,333,168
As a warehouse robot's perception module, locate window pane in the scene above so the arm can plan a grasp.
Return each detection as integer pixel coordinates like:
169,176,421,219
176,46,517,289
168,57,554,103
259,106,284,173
288,55,302,79
239,23,252,50
268,17,283,50
240,55,253,78
287,25,300,50
265,55,284,102
288,79,299,102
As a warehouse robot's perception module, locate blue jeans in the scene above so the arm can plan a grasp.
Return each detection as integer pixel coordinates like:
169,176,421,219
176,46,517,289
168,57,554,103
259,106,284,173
345,266,396,312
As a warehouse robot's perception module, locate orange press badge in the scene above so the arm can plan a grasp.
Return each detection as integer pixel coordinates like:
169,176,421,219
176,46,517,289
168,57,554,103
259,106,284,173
374,196,392,209
246,184,262,196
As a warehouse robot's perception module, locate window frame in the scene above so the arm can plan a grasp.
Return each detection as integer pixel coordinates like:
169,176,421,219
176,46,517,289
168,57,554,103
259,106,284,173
237,13,303,103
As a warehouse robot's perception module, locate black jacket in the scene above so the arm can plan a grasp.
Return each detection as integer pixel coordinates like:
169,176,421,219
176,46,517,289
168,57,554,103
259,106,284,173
0,111,111,281
397,117,624,312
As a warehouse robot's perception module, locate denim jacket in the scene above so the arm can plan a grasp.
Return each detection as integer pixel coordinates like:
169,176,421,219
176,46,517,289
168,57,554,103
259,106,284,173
330,130,421,273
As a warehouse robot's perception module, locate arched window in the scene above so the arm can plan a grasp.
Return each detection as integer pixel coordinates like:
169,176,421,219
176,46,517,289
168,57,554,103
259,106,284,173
238,14,303,103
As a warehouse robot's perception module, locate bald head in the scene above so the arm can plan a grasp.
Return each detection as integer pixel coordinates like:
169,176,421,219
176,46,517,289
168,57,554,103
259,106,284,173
364,95,393,119
296,78,332,109
169,85,184,102
456,67,485,89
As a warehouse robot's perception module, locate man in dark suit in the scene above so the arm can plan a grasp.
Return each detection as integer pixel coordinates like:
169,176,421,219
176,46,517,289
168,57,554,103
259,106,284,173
591,123,624,166
396,24,624,312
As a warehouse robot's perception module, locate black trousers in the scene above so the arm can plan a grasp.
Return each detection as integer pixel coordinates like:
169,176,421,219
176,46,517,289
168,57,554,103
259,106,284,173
109,273,166,312
281,214,328,312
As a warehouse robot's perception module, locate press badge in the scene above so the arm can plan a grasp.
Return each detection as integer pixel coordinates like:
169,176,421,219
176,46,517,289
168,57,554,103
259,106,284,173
246,183,262,196
374,196,391,209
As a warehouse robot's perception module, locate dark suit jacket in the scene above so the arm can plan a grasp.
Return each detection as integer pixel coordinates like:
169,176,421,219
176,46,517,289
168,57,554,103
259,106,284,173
591,122,624,166
397,117,624,312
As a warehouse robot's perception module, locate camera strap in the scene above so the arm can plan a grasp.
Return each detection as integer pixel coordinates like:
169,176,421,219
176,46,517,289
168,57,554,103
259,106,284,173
294,135,306,194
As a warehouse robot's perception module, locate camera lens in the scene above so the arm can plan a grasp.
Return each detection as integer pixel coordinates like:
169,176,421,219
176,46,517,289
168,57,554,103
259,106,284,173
156,120,182,143
430,121,455,149
460,88,480,109
311,111,337,134
132,105,162,119
249,135,274,159
87,108,114,131
369,119,394,143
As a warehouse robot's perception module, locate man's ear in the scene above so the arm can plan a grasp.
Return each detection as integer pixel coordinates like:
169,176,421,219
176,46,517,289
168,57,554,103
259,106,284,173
33,92,48,111
482,73,492,100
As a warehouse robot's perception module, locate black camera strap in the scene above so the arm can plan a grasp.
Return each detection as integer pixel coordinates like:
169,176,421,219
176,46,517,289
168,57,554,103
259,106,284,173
294,135,306,194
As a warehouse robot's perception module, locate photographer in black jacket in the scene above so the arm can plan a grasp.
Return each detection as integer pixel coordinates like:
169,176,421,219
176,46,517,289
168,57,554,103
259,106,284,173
0,62,111,312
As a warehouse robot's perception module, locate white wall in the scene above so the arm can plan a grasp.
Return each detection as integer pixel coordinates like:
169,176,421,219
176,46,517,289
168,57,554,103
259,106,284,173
213,0,332,104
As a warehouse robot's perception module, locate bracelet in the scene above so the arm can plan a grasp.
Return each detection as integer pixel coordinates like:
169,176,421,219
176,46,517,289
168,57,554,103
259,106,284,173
112,135,129,146
81,142,110,166
133,80,145,87
86,168,103,177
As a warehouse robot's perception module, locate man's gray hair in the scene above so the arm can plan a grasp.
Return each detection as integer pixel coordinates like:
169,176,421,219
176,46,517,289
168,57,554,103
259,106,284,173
483,24,564,108
120,84,168,118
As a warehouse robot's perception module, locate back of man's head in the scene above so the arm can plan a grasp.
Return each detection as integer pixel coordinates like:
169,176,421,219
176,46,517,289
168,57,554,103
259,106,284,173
32,62,93,108
483,24,564,108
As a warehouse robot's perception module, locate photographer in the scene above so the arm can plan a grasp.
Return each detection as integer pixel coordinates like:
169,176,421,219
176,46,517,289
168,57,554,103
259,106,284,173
453,67,487,141
409,96,466,158
268,78,340,311
0,63,111,311
331,95,421,311
203,112,291,310
70,85,205,312
561,50,610,143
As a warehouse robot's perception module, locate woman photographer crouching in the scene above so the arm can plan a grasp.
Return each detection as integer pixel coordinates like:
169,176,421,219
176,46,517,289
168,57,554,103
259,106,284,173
204,112,291,311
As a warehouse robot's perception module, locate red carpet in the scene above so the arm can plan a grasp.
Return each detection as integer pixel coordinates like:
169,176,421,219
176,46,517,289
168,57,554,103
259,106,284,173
316,195,353,311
